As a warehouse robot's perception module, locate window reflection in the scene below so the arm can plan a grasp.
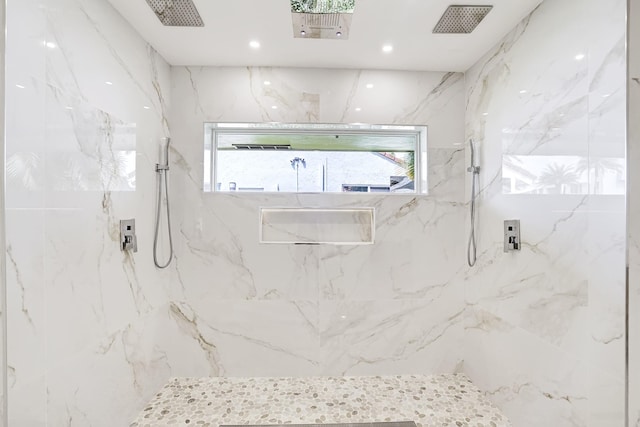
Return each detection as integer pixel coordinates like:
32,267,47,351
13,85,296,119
502,155,625,195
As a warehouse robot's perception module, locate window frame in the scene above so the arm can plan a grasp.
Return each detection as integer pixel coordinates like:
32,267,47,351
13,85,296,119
204,122,428,194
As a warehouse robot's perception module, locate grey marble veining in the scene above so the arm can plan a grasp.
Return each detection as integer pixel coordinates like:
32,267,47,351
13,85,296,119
463,0,626,425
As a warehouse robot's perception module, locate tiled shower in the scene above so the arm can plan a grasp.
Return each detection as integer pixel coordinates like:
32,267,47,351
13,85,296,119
0,0,638,426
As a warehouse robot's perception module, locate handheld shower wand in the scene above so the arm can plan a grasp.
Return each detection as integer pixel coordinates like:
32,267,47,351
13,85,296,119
467,139,480,267
154,137,174,268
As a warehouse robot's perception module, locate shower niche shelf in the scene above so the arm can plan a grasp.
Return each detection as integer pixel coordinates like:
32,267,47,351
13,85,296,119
259,207,375,245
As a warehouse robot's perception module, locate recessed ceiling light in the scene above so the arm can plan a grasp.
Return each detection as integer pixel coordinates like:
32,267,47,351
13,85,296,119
105,81,113,85
264,80,271,86
519,89,528,94
143,106,150,110
45,41,56,49
602,93,611,98
249,40,261,49
65,106,73,110
382,44,393,53
355,107,362,112
482,112,489,116
366,83,374,89
575,53,585,61
271,105,278,109
15,84,25,89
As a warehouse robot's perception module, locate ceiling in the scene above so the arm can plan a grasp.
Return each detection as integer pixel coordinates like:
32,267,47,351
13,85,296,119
107,0,544,72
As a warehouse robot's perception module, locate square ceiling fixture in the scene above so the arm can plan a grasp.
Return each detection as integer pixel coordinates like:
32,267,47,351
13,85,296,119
291,0,355,40
433,5,493,34
145,0,204,27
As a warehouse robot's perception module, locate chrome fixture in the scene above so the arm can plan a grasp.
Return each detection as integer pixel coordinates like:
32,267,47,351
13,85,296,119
504,220,521,252
154,137,174,268
145,0,204,27
467,139,480,267
291,0,355,39
120,219,137,252
433,5,493,34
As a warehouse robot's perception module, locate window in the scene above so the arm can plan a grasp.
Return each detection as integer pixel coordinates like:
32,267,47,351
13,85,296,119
204,123,427,194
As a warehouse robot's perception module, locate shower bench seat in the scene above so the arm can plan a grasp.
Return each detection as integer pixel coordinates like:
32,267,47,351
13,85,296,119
131,373,510,427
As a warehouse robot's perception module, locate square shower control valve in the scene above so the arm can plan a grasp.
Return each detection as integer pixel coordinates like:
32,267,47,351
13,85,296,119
120,219,138,252
504,219,520,252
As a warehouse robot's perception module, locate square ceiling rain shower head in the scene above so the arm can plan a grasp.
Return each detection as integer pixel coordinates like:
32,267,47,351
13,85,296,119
433,5,493,34
145,0,204,27
291,0,355,40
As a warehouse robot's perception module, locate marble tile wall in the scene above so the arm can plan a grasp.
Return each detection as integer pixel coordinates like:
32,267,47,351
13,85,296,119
628,1,640,425
5,0,174,425
0,1,5,425
167,66,467,377
3,0,632,425
464,0,627,426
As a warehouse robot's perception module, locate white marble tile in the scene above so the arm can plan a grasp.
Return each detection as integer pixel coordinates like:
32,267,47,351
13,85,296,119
5,0,174,424
169,66,467,307
167,299,321,377
463,196,591,351
319,294,463,376
318,197,465,300
42,195,170,367
4,0,630,426
464,0,626,425
465,307,589,427
43,305,199,427
5,209,46,427
465,306,624,427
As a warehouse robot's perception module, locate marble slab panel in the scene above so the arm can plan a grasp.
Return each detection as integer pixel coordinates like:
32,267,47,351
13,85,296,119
463,0,627,426
319,295,463,376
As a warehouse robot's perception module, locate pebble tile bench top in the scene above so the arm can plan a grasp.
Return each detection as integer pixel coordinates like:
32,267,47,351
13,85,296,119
131,373,511,427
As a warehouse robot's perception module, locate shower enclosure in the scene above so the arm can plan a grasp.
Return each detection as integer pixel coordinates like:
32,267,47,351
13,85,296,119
0,0,637,426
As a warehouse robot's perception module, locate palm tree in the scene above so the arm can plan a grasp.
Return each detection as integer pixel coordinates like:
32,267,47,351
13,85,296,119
575,157,623,194
290,157,306,191
405,152,415,180
537,162,578,194
6,152,42,190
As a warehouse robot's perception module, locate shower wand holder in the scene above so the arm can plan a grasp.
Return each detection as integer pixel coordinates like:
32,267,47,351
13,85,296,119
467,165,480,174
156,163,169,172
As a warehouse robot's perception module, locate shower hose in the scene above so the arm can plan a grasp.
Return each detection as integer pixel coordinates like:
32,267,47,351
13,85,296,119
153,162,174,268
467,139,479,267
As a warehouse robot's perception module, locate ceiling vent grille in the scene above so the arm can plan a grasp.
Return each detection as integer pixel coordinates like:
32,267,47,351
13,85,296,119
145,0,204,27
433,5,493,34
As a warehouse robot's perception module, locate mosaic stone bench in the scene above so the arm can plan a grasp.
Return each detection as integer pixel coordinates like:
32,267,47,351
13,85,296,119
131,373,511,427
